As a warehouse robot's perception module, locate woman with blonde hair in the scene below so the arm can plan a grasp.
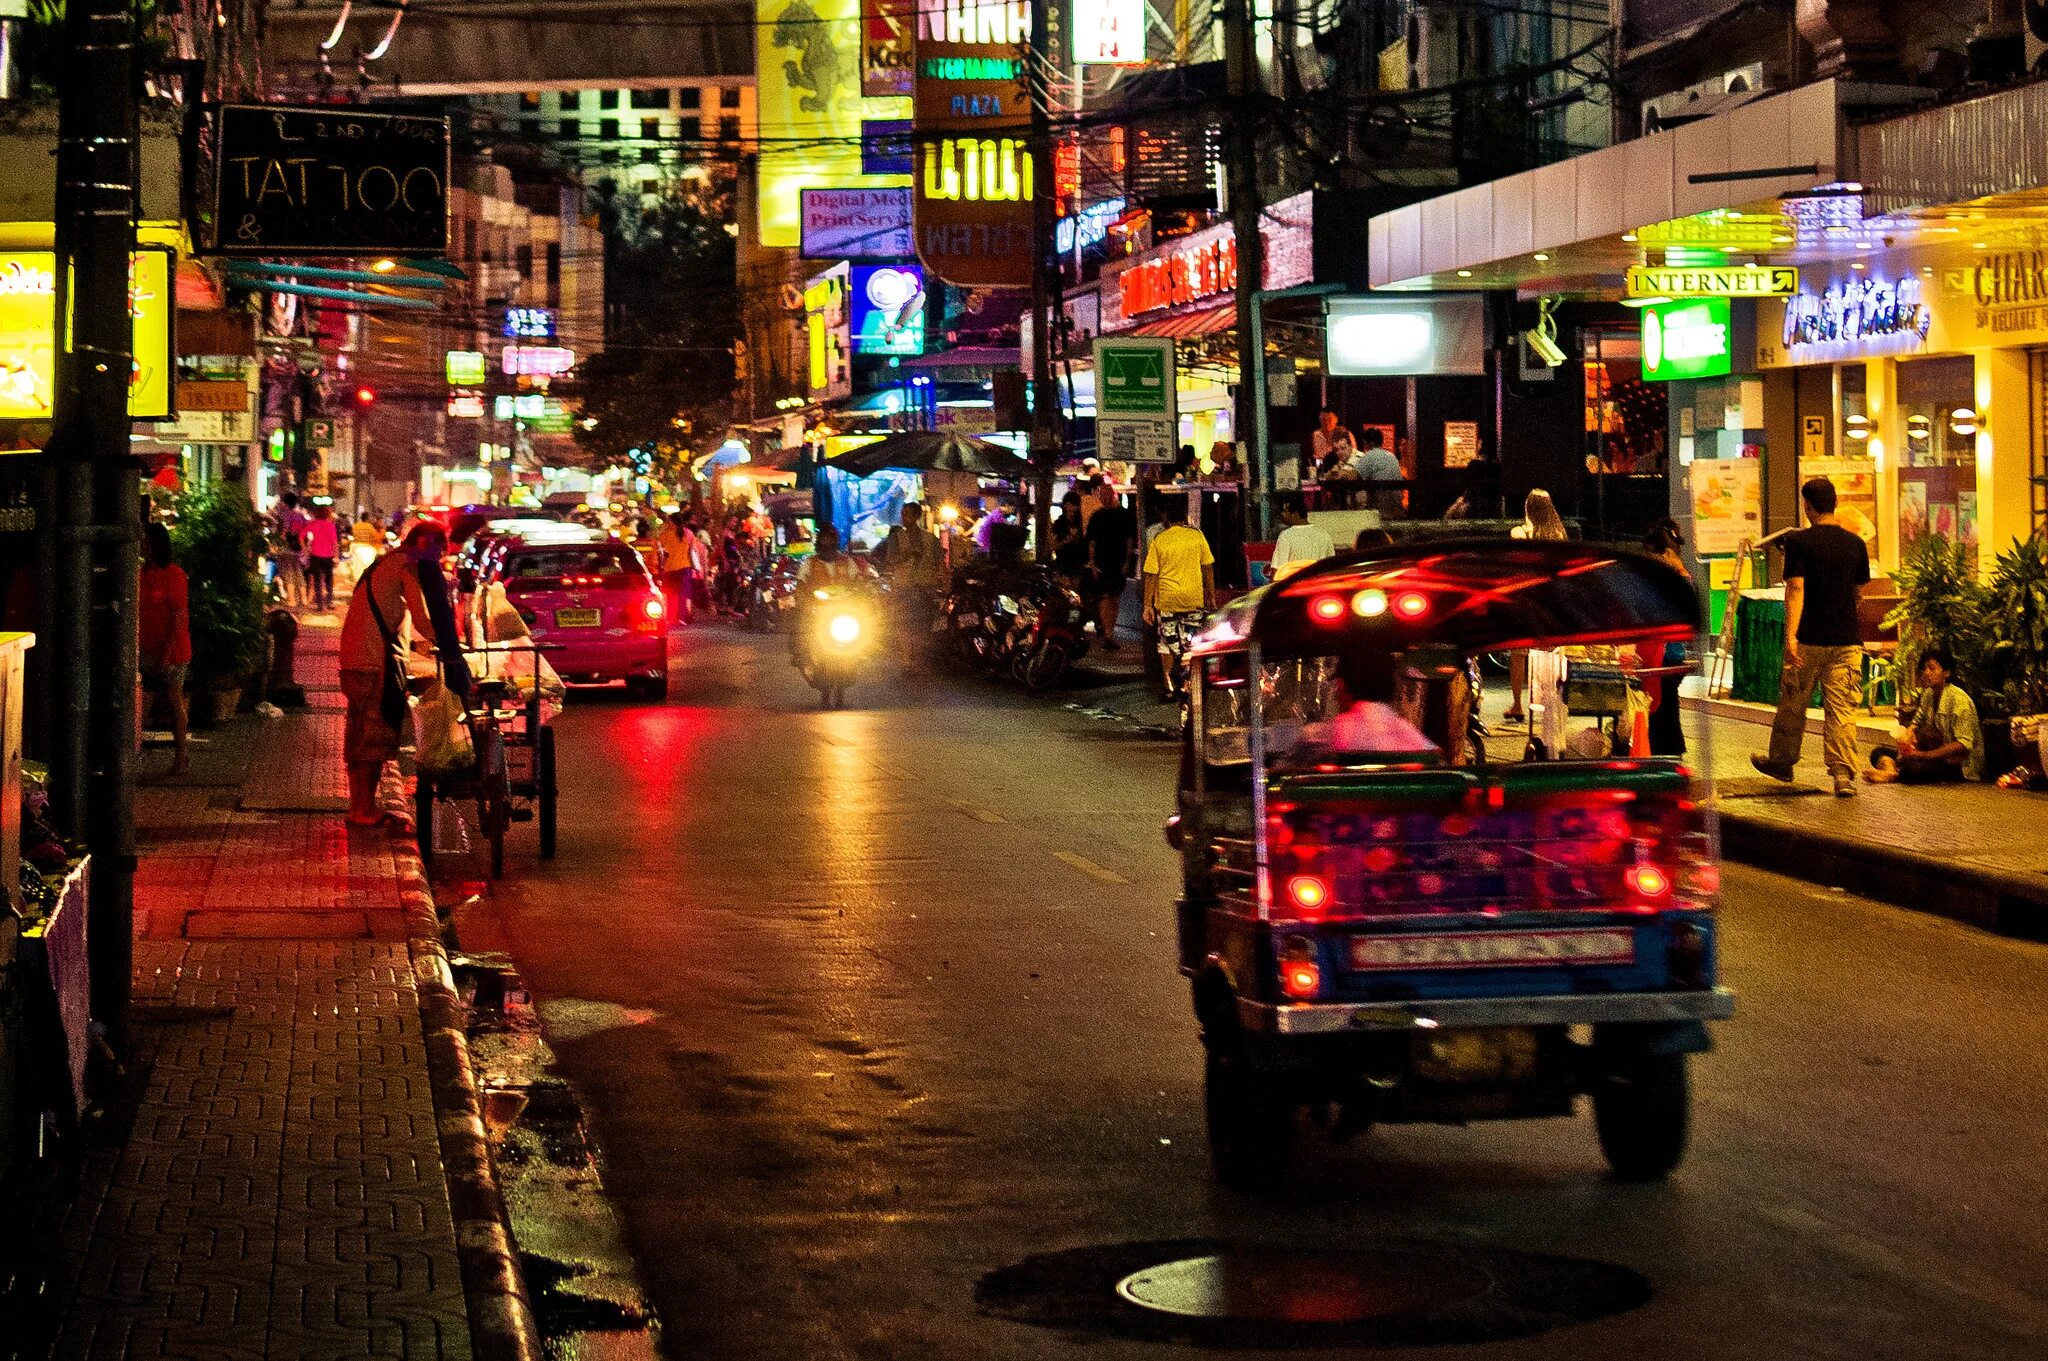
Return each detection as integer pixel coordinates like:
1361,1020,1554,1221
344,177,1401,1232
1504,489,1567,721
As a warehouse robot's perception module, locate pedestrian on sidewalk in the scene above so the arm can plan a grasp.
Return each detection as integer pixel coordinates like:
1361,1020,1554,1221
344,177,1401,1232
1753,476,1870,797
655,511,692,624
1142,495,1215,701
340,521,472,827
1637,519,1691,757
139,521,192,776
1866,647,1983,784
1085,481,1137,650
1505,489,1568,722
270,490,308,606
303,501,340,611
1269,492,1335,581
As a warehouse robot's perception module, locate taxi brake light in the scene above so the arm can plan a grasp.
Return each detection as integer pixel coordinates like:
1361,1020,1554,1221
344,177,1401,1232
1309,593,1348,625
1281,959,1322,999
642,596,666,620
1285,874,1330,913
1394,591,1430,619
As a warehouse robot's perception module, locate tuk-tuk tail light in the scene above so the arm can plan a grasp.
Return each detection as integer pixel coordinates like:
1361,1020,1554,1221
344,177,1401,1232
1626,864,1672,900
1285,874,1331,915
1279,939,1322,999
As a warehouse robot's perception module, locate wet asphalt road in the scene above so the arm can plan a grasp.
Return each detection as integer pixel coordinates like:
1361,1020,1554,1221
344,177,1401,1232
466,627,2048,1361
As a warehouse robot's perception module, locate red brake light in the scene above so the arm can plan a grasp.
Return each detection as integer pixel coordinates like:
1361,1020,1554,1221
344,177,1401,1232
1281,959,1322,999
643,596,665,620
1394,591,1430,619
1627,864,1671,899
1309,593,1347,625
1285,874,1330,914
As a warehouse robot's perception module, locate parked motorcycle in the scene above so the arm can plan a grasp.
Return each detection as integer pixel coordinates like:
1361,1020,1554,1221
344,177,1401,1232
1009,577,1092,691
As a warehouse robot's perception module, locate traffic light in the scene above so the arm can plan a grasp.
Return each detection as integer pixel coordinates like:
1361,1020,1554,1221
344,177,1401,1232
353,385,377,409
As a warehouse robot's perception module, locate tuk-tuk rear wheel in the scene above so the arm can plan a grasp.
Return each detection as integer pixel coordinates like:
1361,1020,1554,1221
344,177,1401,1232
1593,1052,1689,1181
1204,1046,1294,1193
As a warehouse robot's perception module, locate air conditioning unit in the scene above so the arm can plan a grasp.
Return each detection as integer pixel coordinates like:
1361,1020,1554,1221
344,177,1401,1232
1640,64,1766,134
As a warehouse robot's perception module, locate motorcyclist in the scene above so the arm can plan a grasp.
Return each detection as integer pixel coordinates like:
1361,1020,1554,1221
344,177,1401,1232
792,527,867,671
875,503,943,671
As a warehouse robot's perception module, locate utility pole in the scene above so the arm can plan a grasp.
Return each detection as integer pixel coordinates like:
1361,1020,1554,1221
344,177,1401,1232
1223,0,1267,544
1026,0,1058,559
50,0,140,1047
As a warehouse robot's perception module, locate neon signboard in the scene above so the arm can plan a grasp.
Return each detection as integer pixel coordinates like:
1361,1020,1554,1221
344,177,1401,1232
502,307,555,339
850,265,926,355
445,350,487,384
1640,297,1732,381
1782,276,1931,352
0,248,172,420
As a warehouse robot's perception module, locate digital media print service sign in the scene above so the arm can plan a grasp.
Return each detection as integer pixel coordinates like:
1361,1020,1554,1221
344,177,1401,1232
1640,297,1733,382
210,105,449,255
1093,337,1177,464
851,265,926,355
801,187,914,259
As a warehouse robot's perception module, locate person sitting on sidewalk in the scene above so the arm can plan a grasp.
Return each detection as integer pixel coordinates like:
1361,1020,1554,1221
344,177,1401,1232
340,521,471,828
1866,648,1983,784
1752,476,1870,797
1269,493,1335,581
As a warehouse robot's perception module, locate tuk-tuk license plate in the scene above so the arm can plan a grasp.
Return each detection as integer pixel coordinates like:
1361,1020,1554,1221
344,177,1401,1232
1350,928,1634,971
554,608,602,628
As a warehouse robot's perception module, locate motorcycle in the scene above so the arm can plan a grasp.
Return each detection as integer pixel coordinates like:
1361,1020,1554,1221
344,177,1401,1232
794,586,877,709
1009,576,1093,691
942,561,1007,669
747,555,803,632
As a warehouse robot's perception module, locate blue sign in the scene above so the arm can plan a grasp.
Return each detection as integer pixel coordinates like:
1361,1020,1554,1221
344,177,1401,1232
1056,197,1127,255
850,265,926,357
862,119,914,176
503,306,555,340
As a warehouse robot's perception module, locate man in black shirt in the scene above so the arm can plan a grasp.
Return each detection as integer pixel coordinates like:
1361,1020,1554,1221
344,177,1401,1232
1753,476,1872,796
1084,482,1137,651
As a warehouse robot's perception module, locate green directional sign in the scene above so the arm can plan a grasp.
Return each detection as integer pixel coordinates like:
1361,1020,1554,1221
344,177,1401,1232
1094,336,1177,463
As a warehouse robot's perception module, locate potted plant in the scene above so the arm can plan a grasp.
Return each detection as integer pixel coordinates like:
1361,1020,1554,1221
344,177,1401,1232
168,485,269,726
1976,531,2048,778
1883,532,1988,704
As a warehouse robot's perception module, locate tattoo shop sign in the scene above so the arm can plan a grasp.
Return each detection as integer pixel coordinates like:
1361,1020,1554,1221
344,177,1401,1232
209,105,450,256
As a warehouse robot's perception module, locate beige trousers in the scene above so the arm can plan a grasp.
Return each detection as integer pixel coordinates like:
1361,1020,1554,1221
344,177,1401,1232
1767,644,1864,780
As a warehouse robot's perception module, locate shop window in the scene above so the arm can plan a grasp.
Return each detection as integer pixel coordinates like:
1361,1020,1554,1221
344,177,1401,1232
1896,356,1978,565
641,118,661,140
721,87,741,109
641,147,660,164
631,88,668,110
718,116,741,143
558,119,580,140
559,91,581,110
678,87,702,108
600,91,619,110
519,92,541,111
599,118,619,140
2031,353,2048,533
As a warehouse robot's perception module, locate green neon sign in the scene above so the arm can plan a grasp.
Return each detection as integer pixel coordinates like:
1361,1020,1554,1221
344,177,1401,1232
920,56,1019,80
1641,296,1733,381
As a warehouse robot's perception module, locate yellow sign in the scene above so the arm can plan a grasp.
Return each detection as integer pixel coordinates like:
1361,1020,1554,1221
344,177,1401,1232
0,248,173,420
756,0,910,248
1627,264,1797,298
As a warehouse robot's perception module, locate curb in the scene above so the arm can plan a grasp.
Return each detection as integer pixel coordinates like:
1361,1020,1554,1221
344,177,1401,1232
381,772,544,1361
1716,807,2048,939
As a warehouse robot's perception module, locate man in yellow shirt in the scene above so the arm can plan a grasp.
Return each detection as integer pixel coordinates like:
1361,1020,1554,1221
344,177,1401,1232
1141,496,1215,700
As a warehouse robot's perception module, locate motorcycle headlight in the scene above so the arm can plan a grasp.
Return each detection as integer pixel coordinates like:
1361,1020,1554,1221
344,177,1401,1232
827,612,862,646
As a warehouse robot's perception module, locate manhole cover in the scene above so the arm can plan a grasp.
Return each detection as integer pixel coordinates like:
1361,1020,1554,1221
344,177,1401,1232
1115,1249,1492,1324
977,1238,1650,1349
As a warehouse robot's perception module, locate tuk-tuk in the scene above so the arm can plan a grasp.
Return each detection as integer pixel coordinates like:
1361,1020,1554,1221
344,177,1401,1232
1170,539,1733,1190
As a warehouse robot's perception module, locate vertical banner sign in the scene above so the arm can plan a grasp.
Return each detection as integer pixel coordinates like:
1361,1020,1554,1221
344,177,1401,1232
806,263,853,401
757,0,867,249
1073,0,1144,64
913,0,1035,288
865,0,915,95
1094,336,1177,464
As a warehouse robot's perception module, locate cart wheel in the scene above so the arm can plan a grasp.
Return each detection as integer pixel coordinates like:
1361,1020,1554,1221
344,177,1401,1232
538,726,557,860
414,774,434,867
477,727,509,880
1204,1044,1294,1193
1594,1052,1690,1181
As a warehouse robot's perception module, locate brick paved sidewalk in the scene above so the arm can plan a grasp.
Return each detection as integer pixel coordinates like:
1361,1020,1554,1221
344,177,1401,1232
41,615,496,1361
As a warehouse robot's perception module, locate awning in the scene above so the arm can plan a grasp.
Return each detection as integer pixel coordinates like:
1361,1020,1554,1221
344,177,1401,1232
896,346,1021,371
1133,304,1236,339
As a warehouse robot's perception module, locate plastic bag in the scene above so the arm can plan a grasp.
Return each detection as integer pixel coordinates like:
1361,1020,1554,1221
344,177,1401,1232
412,681,474,775
472,583,567,725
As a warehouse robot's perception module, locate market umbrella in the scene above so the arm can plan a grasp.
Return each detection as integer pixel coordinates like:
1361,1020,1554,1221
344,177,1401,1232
821,429,1030,479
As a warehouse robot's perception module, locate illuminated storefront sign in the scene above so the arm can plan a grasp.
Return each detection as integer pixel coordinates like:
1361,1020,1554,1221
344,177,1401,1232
1324,295,1486,376
495,393,551,421
1627,264,1797,298
756,0,909,249
805,263,852,400
502,345,576,377
864,0,914,97
1782,276,1931,352
447,391,486,419
0,248,172,420
1056,197,1126,254
912,0,1033,286
1073,0,1144,64
1640,296,1732,381
1115,230,1236,318
502,306,555,339
850,264,926,355
445,350,487,384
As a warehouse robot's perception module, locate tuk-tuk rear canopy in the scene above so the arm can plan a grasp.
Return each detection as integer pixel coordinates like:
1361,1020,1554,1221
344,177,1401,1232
1190,540,1700,662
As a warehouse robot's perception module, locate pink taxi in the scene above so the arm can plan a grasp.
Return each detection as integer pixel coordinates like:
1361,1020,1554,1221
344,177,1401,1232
485,536,669,700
